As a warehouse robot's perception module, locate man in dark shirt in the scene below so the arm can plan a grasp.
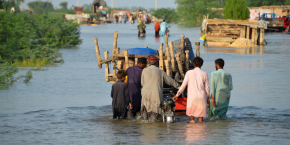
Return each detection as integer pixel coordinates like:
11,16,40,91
111,70,133,119
126,58,147,117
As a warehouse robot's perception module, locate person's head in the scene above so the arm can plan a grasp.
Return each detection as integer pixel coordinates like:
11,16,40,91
117,70,127,81
163,19,165,22
147,56,159,67
192,57,204,68
137,57,147,69
215,58,224,70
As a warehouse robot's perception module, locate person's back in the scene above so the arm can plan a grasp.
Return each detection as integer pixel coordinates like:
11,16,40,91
141,56,179,121
208,58,233,120
137,23,145,30
111,70,132,119
126,58,147,117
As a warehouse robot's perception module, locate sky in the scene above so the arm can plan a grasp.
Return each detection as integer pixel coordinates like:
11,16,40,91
21,0,178,9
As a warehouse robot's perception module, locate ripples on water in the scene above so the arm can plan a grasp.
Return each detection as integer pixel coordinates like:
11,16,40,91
0,23,289,144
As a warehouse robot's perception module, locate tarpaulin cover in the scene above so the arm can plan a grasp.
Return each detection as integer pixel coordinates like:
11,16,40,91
127,48,158,55
172,38,195,66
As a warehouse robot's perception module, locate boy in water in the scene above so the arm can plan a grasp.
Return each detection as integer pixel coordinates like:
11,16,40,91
111,70,133,119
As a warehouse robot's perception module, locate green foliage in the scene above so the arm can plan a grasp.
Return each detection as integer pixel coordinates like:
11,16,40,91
27,1,54,14
1,0,24,12
0,63,18,88
175,0,223,26
152,8,179,23
223,0,250,20
0,11,82,87
59,1,68,10
245,0,288,7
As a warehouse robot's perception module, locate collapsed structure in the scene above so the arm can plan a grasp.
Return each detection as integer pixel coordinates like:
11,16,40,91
201,19,268,46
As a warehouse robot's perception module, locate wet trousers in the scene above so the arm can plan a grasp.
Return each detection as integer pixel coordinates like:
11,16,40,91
141,107,159,122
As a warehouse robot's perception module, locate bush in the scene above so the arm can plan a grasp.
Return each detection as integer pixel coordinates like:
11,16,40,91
152,8,179,23
223,0,250,20
175,0,223,26
0,11,82,88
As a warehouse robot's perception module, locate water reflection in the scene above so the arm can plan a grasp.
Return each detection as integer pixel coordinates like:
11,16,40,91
204,46,264,55
184,123,209,144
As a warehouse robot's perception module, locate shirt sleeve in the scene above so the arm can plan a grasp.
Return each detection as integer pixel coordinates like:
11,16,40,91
175,72,189,97
210,72,215,99
163,71,180,89
229,74,233,91
124,85,131,104
111,85,114,98
205,73,210,99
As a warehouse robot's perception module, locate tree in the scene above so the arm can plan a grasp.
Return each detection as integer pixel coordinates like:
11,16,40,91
27,1,53,10
284,0,290,5
27,1,54,13
59,1,68,9
175,0,223,26
245,0,287,7
152,8,179,23
1,0,24,12
223,0,250,20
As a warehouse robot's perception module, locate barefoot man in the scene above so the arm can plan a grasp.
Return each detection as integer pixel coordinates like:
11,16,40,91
208,58,233,120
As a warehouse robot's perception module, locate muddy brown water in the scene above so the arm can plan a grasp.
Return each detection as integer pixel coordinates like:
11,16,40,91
0,23,289,144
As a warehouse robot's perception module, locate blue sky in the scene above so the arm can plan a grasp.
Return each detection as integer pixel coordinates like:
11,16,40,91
22,0,177,9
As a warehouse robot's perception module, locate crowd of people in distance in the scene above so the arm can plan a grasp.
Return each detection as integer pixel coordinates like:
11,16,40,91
111,56,233,123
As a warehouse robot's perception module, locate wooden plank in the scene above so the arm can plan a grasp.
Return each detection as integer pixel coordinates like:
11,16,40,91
246,26,250,39
206,36,236,42
169,42,176,71
259,28,265,45
207,25,241,31
104,51,109,82
185,50,189,71
124,50,129,70
158,49,164,71
175,54,185,79
180,35,185,65
240,26,246,38
94,37,102,69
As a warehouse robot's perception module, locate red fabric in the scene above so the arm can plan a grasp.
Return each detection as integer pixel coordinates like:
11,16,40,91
283,18,289,29
175,98,187,111
155,21,160,32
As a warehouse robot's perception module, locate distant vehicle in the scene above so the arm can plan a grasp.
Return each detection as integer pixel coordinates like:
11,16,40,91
261,13,284,32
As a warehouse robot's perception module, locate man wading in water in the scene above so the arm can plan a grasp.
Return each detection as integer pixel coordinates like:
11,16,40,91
207,58,233,120
126,58,147,117
140,56,180,122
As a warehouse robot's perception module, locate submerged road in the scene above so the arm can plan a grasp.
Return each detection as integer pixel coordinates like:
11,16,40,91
0,23,289,144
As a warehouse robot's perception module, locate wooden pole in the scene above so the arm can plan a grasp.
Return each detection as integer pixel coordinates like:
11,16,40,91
135,58,138,65
185,50,189,71
180,35,185,65
195,42,200,57
169,42,176,71
124,50,129,70
165,60,170,76
165,35,169,48
158,49,164,70
240,26,246,38
259,28,265,45
207,13,209,19
113,31,119,54
246,26,250,39
94,37,102,68
251,28,255,44
104,51,109,82
175,54,185,79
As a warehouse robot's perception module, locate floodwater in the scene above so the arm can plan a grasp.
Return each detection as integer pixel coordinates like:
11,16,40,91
1,22,290,144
